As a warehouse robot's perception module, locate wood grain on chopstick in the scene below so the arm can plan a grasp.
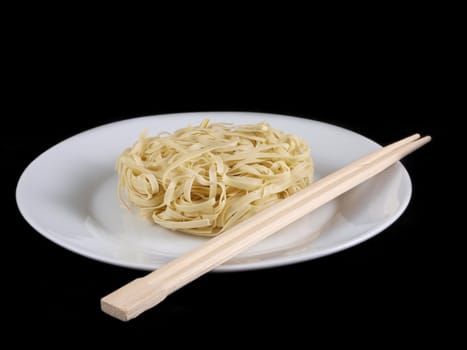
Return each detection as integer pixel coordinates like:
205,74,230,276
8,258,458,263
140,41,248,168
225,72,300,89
101,134,431,321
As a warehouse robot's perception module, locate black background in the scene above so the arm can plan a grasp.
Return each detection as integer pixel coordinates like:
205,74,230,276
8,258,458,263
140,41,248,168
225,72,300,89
4,15,454,342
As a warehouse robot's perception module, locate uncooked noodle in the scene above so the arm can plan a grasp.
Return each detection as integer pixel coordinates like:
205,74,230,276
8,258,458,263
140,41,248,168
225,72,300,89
117,119,313,236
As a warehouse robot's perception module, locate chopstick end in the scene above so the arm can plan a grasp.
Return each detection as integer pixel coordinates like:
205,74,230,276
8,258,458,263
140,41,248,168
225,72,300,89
101,298,132,321
417,135,432,147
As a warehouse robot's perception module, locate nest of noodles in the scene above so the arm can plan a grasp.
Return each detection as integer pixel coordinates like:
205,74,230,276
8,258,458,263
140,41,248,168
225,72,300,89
117,119,313,236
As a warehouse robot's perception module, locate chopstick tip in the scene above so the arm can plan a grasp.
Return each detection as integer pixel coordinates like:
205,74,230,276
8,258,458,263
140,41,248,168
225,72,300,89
419,135,432,145
407,135,431,153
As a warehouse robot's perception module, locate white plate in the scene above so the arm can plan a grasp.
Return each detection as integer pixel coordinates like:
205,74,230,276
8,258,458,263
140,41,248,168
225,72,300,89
16,112,411,272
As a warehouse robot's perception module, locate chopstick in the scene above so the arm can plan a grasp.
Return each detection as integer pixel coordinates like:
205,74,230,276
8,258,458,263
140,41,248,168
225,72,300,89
101,134,431,321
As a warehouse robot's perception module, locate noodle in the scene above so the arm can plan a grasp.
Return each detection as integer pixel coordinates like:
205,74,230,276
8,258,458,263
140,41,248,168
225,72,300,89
116,119,313,236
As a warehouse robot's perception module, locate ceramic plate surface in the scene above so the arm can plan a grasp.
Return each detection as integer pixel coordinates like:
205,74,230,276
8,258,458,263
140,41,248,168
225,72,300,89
16,112,411,271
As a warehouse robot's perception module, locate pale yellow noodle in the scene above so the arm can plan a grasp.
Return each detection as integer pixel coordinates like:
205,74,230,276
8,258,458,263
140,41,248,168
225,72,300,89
117,119,313,236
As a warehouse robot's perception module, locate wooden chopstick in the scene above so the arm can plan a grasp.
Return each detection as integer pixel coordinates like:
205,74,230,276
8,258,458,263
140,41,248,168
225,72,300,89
101,134,431,321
